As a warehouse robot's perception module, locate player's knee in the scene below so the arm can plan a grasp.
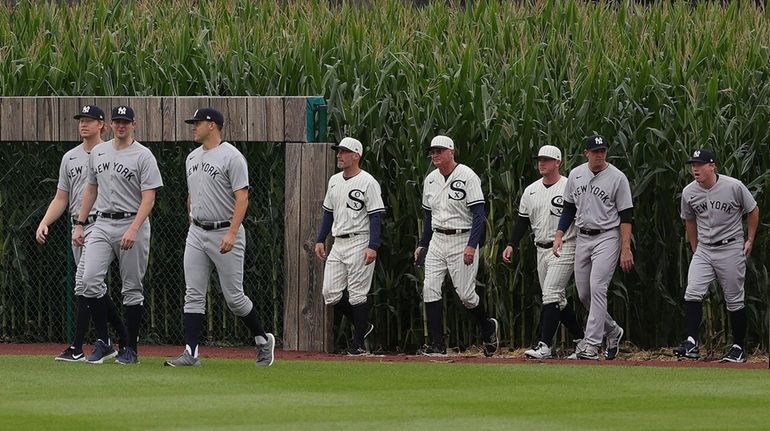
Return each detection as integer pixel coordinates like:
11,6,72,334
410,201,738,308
459,293,480,309
422,286,442,303
684,290,706,303
724,294,745,312
348,293,367,306
225,295,252,316
323,290,343,306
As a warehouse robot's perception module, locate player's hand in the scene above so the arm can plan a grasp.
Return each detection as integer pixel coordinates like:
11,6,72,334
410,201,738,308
36,224,49,244
743,239,753,257
121,226,138,250
72,225,85,247
314,243,327,261
363,248,377,265
620,248,634,272
553,236,563,257
413,247,423,263
463,246,476,265
219,232,236,254
502,245,514,264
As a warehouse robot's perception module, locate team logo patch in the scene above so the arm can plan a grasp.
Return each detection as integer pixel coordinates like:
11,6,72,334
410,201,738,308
118,107,127,115
82,106,90,113
346,189,365,211
595,137,603,146
550,195,564,217
448,180,466,201
693,150,700,158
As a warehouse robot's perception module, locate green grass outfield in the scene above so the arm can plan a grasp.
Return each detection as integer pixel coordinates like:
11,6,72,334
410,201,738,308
1,356,769,431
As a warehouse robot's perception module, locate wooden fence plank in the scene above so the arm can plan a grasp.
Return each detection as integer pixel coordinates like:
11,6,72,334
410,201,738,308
283,143,302,351
176,97,209,142
266,97,285,142
57,97,81,142
22,98,37,142
161,97,176,142
35,97,59,143
246,98,267,142
0,98,23,141
284,97,307,143
210,97,248,142
143,97,164,143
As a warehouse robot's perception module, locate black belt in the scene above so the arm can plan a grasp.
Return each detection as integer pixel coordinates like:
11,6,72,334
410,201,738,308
579,228,605,236
72,215,98,226
97,211,137,220
193,219,231,231
706,237,736,247
536,241,554,249
433,228,470,235
335,233,364,239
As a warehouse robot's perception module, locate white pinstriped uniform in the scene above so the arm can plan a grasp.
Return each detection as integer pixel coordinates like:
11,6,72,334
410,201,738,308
422,164,484,308
519,176,576,308
321,170,385,306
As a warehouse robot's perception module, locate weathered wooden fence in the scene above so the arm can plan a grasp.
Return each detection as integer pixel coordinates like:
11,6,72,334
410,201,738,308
0,96,334,352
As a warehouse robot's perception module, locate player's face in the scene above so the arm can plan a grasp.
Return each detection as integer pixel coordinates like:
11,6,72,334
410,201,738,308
428,148,454,168
79,118,103,139
336,148,358,169
111,119,135,139
191,120,213,143
584,148,607,169
537,157,559,176
690,162,716,184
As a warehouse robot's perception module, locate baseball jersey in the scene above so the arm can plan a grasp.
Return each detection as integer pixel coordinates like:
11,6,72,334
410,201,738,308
563,162,633,230
680,174,757,244
87,139,163,213
186,142,249,222
322,170,384,237
57,143,97,217
519,176,576,243
422,164,484,230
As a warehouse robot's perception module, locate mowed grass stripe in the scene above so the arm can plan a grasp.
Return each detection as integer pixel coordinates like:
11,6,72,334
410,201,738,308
1,356,769,430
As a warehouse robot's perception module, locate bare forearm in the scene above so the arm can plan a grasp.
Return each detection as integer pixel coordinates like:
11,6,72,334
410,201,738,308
685,220,698,252
40,192,69,226
746,208,759,242
620,223,633,252
77,184,97,222
130,190,156,230
228,188,249,235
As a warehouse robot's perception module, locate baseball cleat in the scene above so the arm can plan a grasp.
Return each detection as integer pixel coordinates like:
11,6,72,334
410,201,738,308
86,339,117,364
115,347,139,365
417,343,447,357
570,342,599,360
164,350,201,367
483,318,499,357
55,346,86,362
363,323,375,340
720,344,747,363
673,338,700,359
256,333,275,367
605,325,624,360
345,344,369,356
525,341,552,359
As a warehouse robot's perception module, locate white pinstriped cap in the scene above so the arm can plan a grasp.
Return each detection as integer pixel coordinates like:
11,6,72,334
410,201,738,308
535,145,562,161
428,135,454,151
332,137,363,156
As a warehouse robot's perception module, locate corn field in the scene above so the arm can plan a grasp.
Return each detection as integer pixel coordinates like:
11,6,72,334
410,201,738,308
1,0,769,351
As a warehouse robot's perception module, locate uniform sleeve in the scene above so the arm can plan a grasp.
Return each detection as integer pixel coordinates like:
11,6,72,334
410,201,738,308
322,178,334,212
680,192,694,220
737,182,758,214
465,171,484,207
86,151,98,185
615,173,634,211
421,177,431,211
139,151,164,190
57,154,70,192
563,175,575,204
229,153,250,192
518,190,531,218
365,178,385,214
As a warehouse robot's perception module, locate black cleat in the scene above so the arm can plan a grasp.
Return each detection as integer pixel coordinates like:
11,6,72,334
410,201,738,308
55,347,85,362
673,339,700,359
720,344,747,363
417,344,447,357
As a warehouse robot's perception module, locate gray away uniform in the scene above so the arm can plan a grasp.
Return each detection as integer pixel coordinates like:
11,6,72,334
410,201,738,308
564,162,633,347
57,144,101,295
81,139,163,305
184,141,253,317
681,175,757,311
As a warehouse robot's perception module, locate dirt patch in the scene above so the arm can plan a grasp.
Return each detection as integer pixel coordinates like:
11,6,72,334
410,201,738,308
2,342,769,369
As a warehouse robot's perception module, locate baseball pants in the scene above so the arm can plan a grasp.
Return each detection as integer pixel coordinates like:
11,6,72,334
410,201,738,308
81,218,150,306
685,242,746,311
574,228,621,346
536,240,575,309
183,224,253,317
423,231,480,308
323,234,374,306
71,224,106,296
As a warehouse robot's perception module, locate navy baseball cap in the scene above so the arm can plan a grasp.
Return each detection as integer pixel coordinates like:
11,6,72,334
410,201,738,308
585,134,608,151
74,105,105,120
185,108,224,126
685,148,716,164
111,105,135,122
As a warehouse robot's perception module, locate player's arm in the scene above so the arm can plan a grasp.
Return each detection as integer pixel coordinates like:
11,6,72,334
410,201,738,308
187,195,192,225
219,187,248,254
744,206,759,257
363,212,383,265
414,209,433,265
314,209,334,261
502,215,530,264
553,200,576,257
72,183,98,247
36,189,70,244
619,207,634,272
121,188,157,250
464,203,485,265
684,218,698,253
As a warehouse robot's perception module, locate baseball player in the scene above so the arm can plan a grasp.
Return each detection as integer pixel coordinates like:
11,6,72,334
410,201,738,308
165,108,274,367
553,135,633,360
673,148,759,363
36,105,128,362
72,105,163,365
413,135,498,357
502,145,583,359
313,137,384,356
